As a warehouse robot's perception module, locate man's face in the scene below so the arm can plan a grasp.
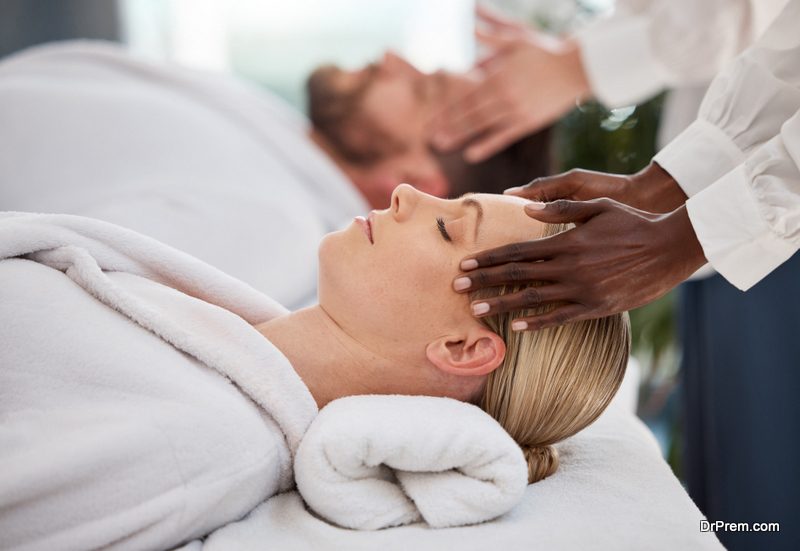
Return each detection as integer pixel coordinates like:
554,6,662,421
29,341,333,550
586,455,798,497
307,52,477,205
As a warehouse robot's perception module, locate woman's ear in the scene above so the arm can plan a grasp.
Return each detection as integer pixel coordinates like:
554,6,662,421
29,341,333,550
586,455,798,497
426,326,506,376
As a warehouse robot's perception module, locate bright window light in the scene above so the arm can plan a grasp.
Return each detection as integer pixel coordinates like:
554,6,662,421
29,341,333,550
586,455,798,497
120,0,476,109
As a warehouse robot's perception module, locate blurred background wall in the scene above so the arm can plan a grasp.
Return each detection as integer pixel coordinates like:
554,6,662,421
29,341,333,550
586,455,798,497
118,0,477,111
0,0,121,58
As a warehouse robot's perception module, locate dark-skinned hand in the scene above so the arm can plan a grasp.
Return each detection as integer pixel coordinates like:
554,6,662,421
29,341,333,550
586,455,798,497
453,198,707,331
505,161,688,214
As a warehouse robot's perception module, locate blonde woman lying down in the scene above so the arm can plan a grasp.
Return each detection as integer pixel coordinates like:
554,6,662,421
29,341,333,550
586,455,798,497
0,186,628,550
275,184,630,481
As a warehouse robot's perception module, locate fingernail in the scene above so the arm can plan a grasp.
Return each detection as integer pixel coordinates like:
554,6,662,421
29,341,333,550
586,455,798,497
504,186,523,195
512,320,528,331
453,277,472,291
525,202,546,211
472,302,490,316
461,259,479,270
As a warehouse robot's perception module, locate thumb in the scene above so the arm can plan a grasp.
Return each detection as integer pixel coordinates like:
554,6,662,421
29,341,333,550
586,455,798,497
505,173,579,202
475,27,517,50
524,199,606,225
476,4,527,29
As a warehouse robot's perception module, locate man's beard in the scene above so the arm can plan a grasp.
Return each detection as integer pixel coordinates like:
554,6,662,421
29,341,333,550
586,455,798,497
306,64,399,166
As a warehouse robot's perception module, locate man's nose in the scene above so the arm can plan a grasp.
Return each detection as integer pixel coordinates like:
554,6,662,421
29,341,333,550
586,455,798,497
382,51,423,79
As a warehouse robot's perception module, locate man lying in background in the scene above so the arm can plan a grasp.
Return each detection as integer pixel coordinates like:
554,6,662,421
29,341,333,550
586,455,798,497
0,42,550,309
306,53,551,201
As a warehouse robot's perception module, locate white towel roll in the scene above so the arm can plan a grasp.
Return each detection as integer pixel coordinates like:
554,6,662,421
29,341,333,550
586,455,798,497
294,395,528,530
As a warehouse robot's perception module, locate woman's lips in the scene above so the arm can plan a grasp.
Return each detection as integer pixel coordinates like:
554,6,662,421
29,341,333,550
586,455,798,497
355,213,374,244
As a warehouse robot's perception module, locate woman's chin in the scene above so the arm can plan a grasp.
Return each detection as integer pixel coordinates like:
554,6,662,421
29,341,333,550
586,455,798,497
316,230,343,274
316,231,360,315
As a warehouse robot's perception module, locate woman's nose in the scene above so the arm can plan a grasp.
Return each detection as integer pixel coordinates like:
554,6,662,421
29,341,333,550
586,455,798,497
390,183,420,222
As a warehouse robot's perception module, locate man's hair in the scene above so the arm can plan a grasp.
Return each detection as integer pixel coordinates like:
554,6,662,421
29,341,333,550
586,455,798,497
307,64,402,166
435,127,553,198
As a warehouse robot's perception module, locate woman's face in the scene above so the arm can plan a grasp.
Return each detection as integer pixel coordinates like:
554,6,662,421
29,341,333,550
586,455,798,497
318,185,545,362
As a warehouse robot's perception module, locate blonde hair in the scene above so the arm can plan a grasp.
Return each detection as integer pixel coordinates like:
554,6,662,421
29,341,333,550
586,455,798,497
471,223,631,484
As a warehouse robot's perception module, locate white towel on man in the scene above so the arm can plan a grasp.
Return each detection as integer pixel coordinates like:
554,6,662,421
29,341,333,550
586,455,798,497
0,212,318,551
294,395,528,530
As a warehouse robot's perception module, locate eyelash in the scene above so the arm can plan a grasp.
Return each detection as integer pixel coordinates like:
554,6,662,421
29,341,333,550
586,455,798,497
436,217,452,242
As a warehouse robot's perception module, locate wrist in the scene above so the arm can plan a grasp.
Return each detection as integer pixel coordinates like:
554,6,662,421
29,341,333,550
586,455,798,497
631,161,688,213
666,205,707,278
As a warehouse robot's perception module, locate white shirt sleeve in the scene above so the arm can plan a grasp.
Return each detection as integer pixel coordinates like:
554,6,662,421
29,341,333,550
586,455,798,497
655,0,800,290
685,112,800,290
572,0,755,108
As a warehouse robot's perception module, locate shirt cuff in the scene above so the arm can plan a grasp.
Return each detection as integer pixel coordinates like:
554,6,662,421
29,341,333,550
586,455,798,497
573,15,671,108
686,164,798,290
654,119,746,198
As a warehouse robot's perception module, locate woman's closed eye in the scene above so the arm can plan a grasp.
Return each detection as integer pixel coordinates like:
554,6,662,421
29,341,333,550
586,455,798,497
436,217,452,242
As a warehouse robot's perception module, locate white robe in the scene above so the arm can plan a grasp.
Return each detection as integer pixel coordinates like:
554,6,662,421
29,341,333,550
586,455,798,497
0,212,318,551
0,41,370,310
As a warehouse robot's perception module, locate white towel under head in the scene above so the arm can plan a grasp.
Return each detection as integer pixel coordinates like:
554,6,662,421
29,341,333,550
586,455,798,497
294,395,528,530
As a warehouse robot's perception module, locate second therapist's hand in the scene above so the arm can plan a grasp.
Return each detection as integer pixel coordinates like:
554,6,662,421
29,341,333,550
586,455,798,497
453,198,707,330
429,6,591,163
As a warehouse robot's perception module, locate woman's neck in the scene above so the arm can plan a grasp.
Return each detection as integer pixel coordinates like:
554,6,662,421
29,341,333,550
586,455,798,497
254,306,395,409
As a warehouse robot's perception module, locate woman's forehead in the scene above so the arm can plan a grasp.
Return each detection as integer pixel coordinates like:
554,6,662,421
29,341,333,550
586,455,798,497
475,193,529,207
472,193,544,248
473,192,535,218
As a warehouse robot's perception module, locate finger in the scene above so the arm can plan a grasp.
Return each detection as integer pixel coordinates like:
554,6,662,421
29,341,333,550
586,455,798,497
475,50,502,69
504,173,582,201
430,112,481,152
427,78,483,139
432,112,488,152
475,27,518,50
510,303,591,331
464,121,533,163
462,233,566,270
433,88,506,151
445,100,511,151
476,4,529,33
469,283,570,317
524,199,607,225
453,259,564,293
